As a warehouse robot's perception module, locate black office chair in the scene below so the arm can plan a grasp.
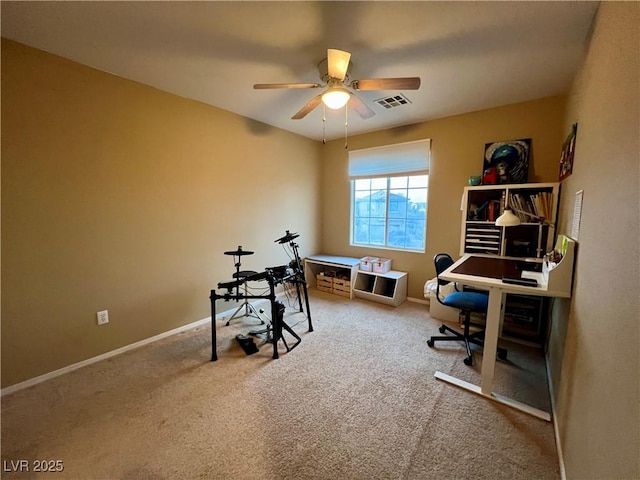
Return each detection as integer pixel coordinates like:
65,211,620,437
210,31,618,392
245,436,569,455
427,253,507,366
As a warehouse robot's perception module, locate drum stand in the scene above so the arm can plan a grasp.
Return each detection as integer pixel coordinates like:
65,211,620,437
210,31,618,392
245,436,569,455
249,300,301,352
223,246,265,326
275,231,313,330
226,274,264,325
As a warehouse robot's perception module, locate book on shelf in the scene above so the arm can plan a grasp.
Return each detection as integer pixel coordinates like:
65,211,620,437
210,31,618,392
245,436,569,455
509,191,553,223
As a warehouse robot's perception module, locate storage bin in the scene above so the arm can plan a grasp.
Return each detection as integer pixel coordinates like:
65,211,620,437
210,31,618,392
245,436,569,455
332,278,351,297
332,278,351,289
332,288,351,298
372,258,392,273
316,275,333,289
360,256,379,271
317,284,333,294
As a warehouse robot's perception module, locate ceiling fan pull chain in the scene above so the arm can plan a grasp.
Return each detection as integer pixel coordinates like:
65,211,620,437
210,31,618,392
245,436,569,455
322,103,326,145
344,106,349,150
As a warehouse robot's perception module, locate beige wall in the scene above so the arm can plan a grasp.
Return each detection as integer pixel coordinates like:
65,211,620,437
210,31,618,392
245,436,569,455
548,3,640,479
320,97,566,299
1,39,322,388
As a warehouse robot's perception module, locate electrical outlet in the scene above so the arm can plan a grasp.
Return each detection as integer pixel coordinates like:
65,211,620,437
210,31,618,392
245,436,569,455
97,310,109,325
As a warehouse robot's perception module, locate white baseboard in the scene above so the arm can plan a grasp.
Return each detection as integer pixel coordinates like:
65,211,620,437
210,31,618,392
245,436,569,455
1,301,269,397
545,352,566,480
407,296,429,304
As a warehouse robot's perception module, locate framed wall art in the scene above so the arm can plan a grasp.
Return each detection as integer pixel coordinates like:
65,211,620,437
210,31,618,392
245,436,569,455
483,138,531,185
559,123,578,181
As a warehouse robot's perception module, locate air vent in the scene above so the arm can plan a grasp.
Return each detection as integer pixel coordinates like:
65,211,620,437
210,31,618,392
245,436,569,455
374,94,412,109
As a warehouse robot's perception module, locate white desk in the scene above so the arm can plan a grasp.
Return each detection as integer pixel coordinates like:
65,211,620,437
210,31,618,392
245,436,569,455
435,236,575,421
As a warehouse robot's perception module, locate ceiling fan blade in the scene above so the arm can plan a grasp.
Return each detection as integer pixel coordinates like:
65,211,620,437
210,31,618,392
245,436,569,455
254,83,322,89
292,95,323,120
348,93,375,119
352,77,421,91
327,49,351,80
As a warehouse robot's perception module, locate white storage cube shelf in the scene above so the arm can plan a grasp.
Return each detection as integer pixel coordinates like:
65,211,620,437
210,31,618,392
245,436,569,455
353,270,407,307
305,255,406,306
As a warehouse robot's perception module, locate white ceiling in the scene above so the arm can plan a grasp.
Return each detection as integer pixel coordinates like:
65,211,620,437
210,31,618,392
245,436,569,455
1,1,599,141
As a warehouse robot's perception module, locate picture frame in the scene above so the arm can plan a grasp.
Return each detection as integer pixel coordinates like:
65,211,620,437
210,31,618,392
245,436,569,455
483,138,531,185
559,123,578,181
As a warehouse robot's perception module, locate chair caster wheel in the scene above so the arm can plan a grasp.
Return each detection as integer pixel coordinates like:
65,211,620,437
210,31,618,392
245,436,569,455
438,325,446,334
463,356,473,366
498,349,508,360
427,339,435,348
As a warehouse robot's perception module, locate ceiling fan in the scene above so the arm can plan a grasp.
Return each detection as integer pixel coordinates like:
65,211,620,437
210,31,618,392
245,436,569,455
254,49,421,120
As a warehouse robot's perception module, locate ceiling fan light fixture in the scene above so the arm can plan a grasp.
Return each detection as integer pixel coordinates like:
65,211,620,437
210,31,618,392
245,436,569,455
321,88,350,109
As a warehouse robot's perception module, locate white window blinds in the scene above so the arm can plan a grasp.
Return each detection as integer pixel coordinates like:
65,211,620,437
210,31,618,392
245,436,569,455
348,139,431,178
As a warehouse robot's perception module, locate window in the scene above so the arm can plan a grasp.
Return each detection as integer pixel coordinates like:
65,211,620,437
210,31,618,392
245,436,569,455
349,140,430,252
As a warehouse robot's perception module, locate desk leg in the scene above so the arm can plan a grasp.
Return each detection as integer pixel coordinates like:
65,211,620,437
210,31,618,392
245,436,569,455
270,298,280,360
435,286,551,421
210,290,218,361
480,287,505,394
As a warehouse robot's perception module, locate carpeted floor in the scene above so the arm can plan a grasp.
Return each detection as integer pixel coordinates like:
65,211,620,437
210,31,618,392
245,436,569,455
1,290,560,479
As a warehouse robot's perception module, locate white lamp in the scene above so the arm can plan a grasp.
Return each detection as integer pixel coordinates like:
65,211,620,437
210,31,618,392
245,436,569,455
496,206,554,227
495,207,521,227
321,87,350,109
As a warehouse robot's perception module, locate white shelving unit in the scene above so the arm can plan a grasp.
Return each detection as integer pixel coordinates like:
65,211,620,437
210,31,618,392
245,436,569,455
460,182,560,259
304,254,408,306
304,255,361,299
353,270,408,307
458,182,561,344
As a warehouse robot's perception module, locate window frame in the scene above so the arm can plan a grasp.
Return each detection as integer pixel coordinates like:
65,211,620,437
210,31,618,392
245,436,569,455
350,173,429,253
348,139,431,253
349,180,429,253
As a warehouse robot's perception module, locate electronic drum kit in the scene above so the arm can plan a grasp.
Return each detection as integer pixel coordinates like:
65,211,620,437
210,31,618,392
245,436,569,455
210,231,312,361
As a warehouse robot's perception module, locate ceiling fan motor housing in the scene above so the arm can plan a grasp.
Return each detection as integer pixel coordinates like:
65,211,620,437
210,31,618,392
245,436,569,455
318,58,352,85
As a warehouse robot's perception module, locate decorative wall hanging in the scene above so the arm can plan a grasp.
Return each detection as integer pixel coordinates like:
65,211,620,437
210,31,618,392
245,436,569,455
559,123,578,181
483,138,531,184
